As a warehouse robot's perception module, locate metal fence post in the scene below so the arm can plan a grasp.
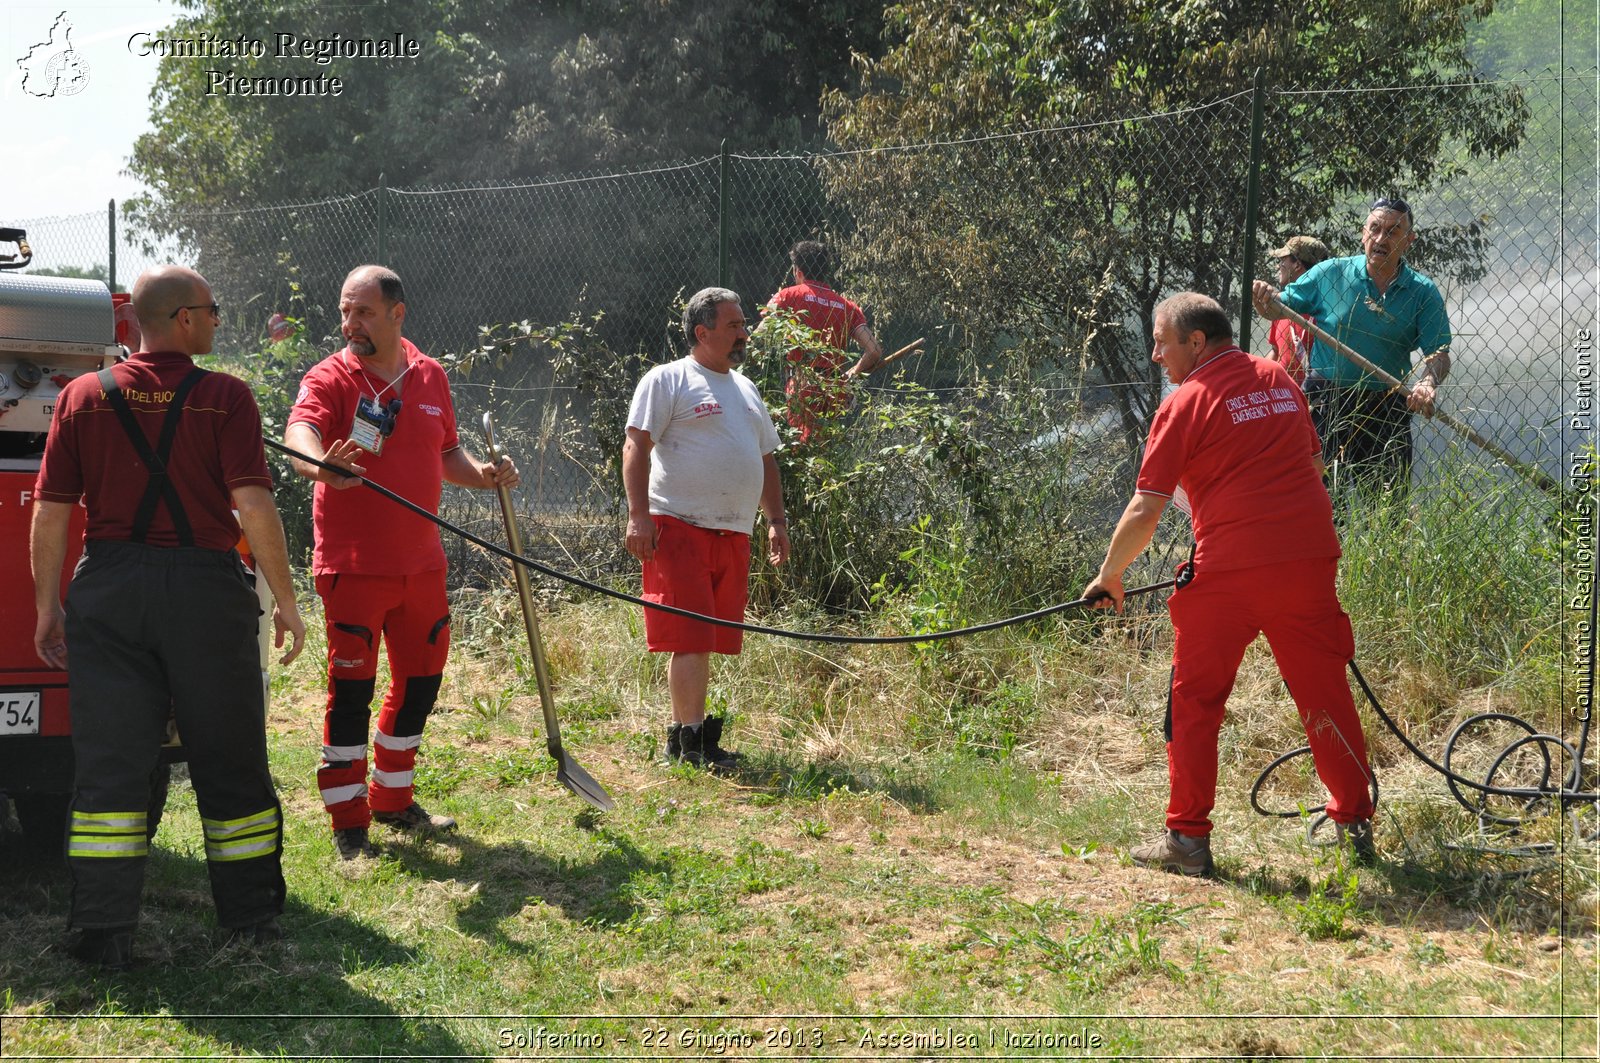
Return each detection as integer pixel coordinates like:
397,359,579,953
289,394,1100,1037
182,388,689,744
377,174,389,264
1239,67,1266,353
107,199,116,293
718,140,731,288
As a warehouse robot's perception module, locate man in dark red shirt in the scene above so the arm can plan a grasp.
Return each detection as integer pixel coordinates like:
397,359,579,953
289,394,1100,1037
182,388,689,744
766,241,883,444
1082,292,1375,876
285,265,517,861
32,265,306,966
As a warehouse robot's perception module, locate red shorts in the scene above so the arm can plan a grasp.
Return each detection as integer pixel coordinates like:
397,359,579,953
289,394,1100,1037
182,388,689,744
642,514,750,654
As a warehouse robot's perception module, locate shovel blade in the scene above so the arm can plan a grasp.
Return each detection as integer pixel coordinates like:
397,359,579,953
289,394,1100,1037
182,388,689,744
555,754,616,812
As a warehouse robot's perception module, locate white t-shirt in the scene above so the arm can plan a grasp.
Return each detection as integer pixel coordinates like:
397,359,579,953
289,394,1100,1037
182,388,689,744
627,356,780,533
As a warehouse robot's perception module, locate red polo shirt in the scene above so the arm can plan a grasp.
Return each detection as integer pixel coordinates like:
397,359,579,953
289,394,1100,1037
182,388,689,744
287,337,460,576
769,281,866,374
35,352,272,551
1136,347,1338,572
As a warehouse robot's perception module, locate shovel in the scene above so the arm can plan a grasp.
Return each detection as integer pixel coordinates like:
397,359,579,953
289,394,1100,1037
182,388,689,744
481,412,615,811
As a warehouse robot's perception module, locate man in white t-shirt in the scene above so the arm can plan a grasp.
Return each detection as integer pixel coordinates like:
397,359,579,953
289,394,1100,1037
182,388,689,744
623,288,790,769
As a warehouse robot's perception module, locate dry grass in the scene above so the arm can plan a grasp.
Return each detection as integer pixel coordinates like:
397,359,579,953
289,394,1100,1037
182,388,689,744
4,588,1592,1060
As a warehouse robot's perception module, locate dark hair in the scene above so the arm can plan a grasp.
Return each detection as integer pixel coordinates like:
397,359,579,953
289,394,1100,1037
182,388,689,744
1155,292,1233,342
789,241,831,282
1370,196,1414,226
682,287,742,348
345,264,406,306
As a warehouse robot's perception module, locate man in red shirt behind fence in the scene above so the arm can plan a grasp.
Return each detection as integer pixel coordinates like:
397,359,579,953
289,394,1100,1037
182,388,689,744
1264,235,1330,386
766,241,883,444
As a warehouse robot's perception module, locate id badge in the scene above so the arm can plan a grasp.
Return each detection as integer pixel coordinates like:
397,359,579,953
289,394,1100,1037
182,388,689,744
350,396,388,455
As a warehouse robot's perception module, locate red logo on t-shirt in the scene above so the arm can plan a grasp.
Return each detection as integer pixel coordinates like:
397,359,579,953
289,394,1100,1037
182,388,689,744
692,401,723,419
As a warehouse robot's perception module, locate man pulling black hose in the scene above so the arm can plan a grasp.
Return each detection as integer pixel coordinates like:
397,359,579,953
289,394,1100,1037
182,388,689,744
1083,293,1377,876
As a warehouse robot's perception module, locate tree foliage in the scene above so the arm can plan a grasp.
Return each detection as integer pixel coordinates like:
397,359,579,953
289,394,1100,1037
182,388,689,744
820,0,1530,435
123,1,885,371
128,0,883,215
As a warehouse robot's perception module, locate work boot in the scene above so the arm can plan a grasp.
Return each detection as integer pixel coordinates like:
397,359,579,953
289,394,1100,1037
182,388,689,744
1338,818,1376,866
669,722,733,774
68,926,135,970
702,715,743,770
1129,829,1214,877
223,916,284,948
674,722,707,767
333,826,378,861
373,801,457,834
664,722,683,763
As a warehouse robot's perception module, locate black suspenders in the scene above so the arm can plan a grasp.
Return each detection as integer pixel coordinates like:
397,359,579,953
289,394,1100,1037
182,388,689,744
96,366,209,547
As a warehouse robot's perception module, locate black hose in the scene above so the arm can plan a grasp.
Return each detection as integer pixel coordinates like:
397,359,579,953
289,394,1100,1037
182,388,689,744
265,438,1173,645
271,440,1597,825
1251,660,1596,831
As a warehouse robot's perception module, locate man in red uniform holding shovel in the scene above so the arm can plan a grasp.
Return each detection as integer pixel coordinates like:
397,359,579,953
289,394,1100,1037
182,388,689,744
1083,293,1376,876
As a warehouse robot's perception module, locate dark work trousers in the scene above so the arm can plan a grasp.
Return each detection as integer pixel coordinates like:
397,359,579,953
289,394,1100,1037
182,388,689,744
1305,377,1413,494
64,540,285,931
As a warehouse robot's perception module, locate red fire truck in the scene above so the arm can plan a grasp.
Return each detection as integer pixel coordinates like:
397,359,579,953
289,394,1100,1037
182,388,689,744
0,229,181,856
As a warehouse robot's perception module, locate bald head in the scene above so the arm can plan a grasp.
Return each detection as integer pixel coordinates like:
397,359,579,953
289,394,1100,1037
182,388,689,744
343,264,405,307
1154,292,1233,345
132,266,208,330
339,265,408,360
131,266,217,355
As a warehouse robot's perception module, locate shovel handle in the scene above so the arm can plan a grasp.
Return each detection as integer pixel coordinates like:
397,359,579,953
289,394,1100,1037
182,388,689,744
872,337,925,372
482,412,565,754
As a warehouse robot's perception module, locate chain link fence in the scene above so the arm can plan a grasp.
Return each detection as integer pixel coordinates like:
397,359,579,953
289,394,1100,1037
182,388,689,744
11,74,1595,689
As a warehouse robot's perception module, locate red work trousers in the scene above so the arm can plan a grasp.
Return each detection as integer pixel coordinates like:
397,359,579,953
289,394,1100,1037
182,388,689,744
315,570,450,829
1165,557,1374,836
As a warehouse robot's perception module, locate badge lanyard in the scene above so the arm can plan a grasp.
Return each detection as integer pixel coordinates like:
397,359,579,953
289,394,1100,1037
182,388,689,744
346,352,411,455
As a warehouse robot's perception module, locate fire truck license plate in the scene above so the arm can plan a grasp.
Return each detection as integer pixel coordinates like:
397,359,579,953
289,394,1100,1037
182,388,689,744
0,692,41,735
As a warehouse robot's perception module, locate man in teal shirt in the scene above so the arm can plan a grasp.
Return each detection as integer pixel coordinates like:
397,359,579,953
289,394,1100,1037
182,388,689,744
1252,197,1452,491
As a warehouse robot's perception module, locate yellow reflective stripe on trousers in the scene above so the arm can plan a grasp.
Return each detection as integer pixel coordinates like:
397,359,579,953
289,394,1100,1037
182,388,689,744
70,809,147,830
203,807,281,862
206,832,280,862
201,807,279,839
67,809,149,858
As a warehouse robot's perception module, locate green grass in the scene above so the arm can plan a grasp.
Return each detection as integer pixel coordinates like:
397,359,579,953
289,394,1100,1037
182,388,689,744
1,499,1593,1060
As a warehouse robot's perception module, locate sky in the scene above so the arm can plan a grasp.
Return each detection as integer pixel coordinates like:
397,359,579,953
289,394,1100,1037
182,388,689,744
3,1,182,222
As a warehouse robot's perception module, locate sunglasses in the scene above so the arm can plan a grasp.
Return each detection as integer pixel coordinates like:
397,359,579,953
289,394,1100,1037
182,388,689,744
1370,197,1413,223
169,302,221,320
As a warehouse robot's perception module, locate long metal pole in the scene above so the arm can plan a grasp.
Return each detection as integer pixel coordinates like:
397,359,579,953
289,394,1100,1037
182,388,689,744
1238,68,1267,354
376,173,388,264
718,139,731,288
1273,301,1559,495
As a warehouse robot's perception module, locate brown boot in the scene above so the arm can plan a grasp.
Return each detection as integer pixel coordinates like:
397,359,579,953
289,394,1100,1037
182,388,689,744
1129,829,1214,877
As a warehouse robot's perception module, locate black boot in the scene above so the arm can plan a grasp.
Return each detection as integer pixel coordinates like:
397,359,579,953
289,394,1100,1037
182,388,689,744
702,716,742,770
68,926,135,969
665,722,683,763
677,722,709,768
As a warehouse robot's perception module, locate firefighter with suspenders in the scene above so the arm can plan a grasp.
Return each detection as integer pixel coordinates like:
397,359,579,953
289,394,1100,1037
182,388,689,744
30,265,305,967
